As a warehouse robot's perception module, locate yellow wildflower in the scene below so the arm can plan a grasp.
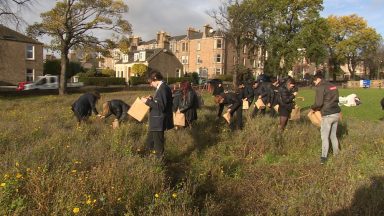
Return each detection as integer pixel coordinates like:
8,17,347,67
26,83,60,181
172,193,177,199
151,150,156,154
154,193,159,198
73,207,80,214
117,197,121,201
86,199,92,205
93,199,96,203
71,170,77,173
26,168,31,172
4,174,9,179
15,162,19,167
16,173,22,179
0,183,5,187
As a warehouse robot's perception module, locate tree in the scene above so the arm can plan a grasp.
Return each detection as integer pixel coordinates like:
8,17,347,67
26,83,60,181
27,0,131,95
0,0,34,27
257,0,325,76
132,64,148,77
209,0,255,87
44,59,84,78
326,15,382,80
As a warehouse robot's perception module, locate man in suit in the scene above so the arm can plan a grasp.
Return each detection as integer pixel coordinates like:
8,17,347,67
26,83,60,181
141,70,174,159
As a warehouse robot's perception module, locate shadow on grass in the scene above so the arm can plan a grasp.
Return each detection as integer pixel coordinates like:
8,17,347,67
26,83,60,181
330,176,384,216
164,104,223,212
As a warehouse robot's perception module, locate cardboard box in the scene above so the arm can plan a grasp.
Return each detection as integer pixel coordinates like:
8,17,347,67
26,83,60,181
173,111,185,126
242,100,249,110
223,112,231,124
128,97,150,122
274,104,279,112
112,119,119,129
289,105,301,121
256,98,265,109
307,111,322,127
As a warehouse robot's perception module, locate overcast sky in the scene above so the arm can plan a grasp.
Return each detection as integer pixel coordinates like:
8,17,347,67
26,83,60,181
11,0,384,42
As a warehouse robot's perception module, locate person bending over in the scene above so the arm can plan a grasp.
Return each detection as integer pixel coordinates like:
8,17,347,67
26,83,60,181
71,91,101,125
215,92,243,130
100,99,130,122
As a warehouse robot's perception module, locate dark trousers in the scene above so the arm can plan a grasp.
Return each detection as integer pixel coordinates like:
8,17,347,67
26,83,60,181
230,108,243,130
146,131,165,158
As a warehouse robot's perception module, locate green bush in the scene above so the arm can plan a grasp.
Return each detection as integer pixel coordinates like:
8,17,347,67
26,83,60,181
78,77,125,86
214,74,233,82
166,77,193,85
129,76,147,86
129,76,194,86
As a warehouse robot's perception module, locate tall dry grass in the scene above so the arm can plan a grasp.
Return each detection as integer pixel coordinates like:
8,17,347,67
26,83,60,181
0,89,383,215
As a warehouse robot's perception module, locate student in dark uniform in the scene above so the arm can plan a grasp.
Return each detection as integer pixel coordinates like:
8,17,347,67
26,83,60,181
177,81,198,127
266,77,280,117
100,99,130,122
212,82,224,96
278,78,297,130
215,92,243,130
141,70,174,159
238,81,254,107
251,81,269,118
71,91,101,125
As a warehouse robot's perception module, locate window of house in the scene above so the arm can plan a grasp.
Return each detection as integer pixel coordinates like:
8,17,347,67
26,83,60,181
181,56,188,64
197,55,201,64
216,54,221,63
26,69,34,81
216,39,222,49
197,42,201,51
176,69,181,78
134,53,139,61
243,45,247,54
182,42,188,52
253,60,256,68
26,45,34,60
243,58,246,66
215,68,222,75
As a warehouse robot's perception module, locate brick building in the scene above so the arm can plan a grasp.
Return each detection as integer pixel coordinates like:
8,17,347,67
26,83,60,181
99,24,265,79
114,48,182,83
0,25,43,85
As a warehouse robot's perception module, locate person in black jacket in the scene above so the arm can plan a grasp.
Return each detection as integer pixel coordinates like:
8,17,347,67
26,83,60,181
71,91,101,125
278,78,297,130
238,81,254,107
310,71,341,164
267,77,280,117
215,92,243,130
177,81,198,127
212,82,224,96
141,70,174,159
251,81,269,118
100,99,130,123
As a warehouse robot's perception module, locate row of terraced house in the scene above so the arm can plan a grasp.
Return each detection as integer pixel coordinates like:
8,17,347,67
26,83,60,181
99,25,265,83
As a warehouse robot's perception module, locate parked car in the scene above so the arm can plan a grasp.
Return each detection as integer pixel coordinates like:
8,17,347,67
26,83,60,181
23,75,83,90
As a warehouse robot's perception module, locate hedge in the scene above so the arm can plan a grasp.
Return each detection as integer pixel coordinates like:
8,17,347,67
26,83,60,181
129,76,194,86
79,77,125,86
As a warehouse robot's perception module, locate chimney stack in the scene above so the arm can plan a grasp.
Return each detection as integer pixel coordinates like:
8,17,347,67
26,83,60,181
157,31,169,49
203,24,212,38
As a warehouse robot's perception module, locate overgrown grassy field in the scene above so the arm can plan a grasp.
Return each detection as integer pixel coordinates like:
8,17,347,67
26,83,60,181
0,88,383,215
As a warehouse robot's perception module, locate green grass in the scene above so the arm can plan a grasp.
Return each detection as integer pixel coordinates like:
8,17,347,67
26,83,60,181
0,88,383,215
297,87,384,121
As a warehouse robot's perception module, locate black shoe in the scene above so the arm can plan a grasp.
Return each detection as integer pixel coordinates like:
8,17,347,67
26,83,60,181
320,157,327,165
